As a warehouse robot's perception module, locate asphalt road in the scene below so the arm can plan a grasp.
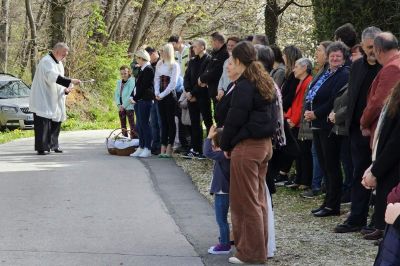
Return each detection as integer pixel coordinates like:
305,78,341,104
0,130,232,266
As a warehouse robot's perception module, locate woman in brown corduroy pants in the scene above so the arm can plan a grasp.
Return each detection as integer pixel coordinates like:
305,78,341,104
230,138,273,263
220,41,277,264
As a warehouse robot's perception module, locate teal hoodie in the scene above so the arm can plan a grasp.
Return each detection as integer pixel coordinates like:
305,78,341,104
114,77,135,110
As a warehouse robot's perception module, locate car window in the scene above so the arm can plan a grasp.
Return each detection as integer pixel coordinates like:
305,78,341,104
0,80,30,99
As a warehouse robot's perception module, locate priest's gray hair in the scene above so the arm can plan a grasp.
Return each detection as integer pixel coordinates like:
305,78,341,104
53,42,69,51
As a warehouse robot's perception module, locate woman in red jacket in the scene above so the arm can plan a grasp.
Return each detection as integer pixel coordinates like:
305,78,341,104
285,58,313,189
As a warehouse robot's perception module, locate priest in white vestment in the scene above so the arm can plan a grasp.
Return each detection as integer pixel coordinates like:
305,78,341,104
29,42,80,155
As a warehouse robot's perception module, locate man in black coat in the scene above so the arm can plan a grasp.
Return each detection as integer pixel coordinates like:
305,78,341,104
334,26,382,234
198,32,229,113
184,39,212,157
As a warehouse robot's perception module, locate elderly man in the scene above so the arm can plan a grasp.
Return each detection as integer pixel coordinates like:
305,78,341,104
334,26,382,234
361,32,400,240
29,42,80,155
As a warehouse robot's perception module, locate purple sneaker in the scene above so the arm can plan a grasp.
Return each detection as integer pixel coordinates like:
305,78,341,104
208,243,231,255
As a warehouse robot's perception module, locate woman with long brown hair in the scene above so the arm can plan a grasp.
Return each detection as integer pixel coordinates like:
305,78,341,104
220,41,277,264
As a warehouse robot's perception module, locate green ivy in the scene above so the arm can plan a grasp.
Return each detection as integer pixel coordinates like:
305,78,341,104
312,0,400,42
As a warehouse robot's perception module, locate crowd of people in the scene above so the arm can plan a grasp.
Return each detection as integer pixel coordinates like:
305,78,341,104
29,22,400,265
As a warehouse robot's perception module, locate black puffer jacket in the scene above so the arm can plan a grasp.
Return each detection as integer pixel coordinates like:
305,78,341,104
221,76,277,151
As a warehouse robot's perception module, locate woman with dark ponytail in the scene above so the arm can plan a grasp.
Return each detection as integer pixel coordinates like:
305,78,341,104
220,41,277,264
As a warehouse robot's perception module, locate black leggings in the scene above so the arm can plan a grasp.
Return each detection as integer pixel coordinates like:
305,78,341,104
188,96,213,153
158,94,176,146
313,129,342,211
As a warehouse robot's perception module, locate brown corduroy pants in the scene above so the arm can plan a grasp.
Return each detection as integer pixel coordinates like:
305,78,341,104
230,138,273,263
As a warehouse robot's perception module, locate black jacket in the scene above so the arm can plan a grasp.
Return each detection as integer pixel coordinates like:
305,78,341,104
215,82,234,127
221,76,277,151
395,216,400,233
184,54,211,98
371,112,400,185
346,56,382,128
199,44,229,98
305,65,350,130
281,72,300,112
131,65,154,101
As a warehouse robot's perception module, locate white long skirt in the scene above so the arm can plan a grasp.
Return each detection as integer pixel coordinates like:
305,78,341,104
266,184,276,258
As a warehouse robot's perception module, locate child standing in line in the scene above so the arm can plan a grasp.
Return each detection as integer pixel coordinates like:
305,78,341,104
203,125,231,254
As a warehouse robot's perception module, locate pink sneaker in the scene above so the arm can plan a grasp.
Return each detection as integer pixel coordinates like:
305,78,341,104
208,243,231,255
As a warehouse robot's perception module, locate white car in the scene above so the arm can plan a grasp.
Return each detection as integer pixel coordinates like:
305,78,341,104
0,73,34,130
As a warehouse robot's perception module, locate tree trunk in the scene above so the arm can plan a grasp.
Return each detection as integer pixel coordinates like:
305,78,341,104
0,0,10,73
107,0,132,41
49,0,68,47
104,0,115,31
138,0,170,45
127,0,151,53
17,18,30,77
264,0,279,45
35,0,49,32
25,0,37,79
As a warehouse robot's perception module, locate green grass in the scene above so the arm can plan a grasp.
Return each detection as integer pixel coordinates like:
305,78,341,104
61,118,119,131
0,117,120,145
0,129,35,144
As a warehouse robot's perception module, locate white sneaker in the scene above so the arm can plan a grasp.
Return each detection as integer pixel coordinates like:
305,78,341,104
228,257,245,264
138,148,152,158
130,148,143,157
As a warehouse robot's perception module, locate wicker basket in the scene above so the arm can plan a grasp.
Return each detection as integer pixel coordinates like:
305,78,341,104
106,128,137,156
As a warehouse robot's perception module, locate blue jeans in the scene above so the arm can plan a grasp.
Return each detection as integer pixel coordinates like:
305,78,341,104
150,101,161,150
136,100,153,149
214,194,230,245
311,140,324,191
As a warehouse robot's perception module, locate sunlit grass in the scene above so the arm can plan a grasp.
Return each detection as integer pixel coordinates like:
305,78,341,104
0,129,35,144
0,118,119,144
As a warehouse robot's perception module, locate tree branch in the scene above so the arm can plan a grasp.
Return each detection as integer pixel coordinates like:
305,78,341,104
292,1,313,8
278,0,294,14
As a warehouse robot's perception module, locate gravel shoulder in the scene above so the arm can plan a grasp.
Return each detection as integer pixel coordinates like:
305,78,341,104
175,157,377,266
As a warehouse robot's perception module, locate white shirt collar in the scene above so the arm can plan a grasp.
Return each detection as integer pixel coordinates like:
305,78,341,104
141,61,151,71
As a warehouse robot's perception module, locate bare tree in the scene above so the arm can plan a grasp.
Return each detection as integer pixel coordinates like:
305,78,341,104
138,0,171,45
103,0,115,31
0,0,10,72
107,0,132,41
265,0,312,44
49,0,69,47
127,0,151,53
25,0,37,78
